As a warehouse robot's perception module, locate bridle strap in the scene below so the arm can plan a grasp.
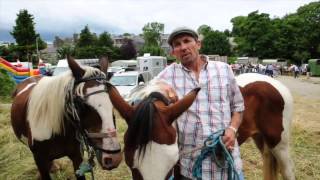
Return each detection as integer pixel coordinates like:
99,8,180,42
75,76,107,84
84,130,121,154
83,89,107,99
87,131,117,139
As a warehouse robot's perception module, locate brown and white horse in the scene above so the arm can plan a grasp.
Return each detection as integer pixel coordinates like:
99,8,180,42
11,57,122,180
111,73,295,180
236,73,295,180
106,80,200,180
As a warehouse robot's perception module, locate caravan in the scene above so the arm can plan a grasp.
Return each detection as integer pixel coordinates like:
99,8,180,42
137,55,167,78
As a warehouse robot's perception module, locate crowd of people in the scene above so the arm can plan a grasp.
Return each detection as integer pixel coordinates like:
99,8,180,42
230,62,308,78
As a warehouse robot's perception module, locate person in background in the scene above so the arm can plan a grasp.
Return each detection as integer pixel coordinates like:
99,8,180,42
306,64,311,79
294,64,300,78
155,27,245,180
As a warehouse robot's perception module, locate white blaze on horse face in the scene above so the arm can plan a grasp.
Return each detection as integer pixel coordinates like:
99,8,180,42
133,140,179,180
85,85,118,150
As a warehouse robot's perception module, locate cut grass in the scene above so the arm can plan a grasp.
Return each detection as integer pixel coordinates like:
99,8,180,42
1,94,320,179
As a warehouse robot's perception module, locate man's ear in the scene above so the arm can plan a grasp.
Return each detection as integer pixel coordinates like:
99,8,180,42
170,50,174,57
196,40,201,50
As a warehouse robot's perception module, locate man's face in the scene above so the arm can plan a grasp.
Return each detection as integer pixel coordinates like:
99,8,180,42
171,34,201,66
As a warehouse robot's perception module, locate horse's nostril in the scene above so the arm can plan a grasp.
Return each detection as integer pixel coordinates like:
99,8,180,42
104,157,113,166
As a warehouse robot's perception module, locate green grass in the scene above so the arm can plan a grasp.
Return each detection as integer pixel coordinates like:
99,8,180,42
1,97,320,179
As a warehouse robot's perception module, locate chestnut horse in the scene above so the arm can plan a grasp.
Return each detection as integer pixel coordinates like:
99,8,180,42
11,57,122,180
106,80,200,180
111,73,295,180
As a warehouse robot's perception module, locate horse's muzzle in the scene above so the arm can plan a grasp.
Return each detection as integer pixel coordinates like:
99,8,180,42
101,151,123,170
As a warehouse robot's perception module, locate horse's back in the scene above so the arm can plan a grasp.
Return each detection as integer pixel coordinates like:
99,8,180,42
11,76,42,142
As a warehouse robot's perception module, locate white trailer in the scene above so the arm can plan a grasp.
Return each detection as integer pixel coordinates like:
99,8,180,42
137,55,167,78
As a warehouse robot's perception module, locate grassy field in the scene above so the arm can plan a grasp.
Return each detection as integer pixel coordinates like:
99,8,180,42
0,93,319,180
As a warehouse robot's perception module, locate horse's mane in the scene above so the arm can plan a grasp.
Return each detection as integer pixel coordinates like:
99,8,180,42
27,66,105,141
127,79,169,105
126,90,169,159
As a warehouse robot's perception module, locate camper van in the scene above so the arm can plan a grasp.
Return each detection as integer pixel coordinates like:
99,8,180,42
137,55,167,78
308,59,320,76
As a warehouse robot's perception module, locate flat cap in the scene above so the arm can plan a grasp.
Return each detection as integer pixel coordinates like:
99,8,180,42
168,27,199,46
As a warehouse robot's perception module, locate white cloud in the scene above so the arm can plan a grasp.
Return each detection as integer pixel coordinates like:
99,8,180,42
0,0,316,38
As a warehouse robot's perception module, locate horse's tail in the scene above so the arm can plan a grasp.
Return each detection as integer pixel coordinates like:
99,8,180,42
262,144,279,180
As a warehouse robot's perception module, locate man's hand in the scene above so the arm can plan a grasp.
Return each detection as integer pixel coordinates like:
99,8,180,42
222,128,236,151
160,82,178,103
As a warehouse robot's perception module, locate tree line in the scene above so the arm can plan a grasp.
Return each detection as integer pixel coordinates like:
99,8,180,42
0,1,319,65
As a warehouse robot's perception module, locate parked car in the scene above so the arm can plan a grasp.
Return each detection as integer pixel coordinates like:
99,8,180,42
109,71,152,100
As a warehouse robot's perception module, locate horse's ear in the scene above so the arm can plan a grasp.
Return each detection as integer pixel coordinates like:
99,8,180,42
67,55,85,80
106,83,134,124
99,56,109,73
165,88,200,124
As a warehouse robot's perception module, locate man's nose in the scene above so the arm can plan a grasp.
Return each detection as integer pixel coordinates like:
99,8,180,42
180,43,188,50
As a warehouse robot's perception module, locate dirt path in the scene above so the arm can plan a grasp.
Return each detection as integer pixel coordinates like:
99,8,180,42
276,76,320,100
275,75,320,133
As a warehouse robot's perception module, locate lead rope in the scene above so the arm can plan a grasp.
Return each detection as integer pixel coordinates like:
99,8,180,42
192,130,240,180
71,97,95,180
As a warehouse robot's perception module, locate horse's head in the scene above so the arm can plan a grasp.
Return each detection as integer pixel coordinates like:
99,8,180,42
67,56,122,170
106,80,200,179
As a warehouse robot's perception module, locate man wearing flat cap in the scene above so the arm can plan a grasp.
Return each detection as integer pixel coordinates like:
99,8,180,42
155,27,245,180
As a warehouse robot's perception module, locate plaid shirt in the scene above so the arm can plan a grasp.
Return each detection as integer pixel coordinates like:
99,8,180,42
155,57,245,180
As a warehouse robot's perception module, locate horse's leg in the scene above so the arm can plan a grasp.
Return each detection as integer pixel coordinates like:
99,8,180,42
271,140,295,180
69,151,85,180
33,153,52,180
172,162,182,180
253,134,278,180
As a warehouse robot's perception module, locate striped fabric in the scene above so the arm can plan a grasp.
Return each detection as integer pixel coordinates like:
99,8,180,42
155,57,245,180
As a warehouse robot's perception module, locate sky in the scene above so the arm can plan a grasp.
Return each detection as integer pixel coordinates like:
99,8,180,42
0,0,317,42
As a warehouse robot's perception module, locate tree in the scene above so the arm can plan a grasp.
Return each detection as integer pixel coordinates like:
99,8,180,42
142,22,164,46
197,25,212,36
200,30,231,56
57,45,75,59
11,9,37,46
120,38,137,59
141,22,165,56
10,9,46,61
98,32,113,47
139,46,165,56
231,11,279,58
295,1,320,61
77,25,95,47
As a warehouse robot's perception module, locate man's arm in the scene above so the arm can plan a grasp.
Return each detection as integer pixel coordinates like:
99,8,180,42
223,64,245,151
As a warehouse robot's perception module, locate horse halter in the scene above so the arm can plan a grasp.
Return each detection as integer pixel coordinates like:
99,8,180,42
71,75,121,155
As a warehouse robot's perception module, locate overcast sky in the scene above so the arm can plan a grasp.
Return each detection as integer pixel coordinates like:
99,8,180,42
0,0,317,41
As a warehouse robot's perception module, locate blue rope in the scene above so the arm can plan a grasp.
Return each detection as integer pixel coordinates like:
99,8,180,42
192,130,240,180
76,162,93,177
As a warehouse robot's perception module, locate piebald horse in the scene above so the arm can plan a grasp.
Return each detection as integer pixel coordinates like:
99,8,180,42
106,80,200,180
236,73,295,180
110,73,295,180
11,57,122,180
